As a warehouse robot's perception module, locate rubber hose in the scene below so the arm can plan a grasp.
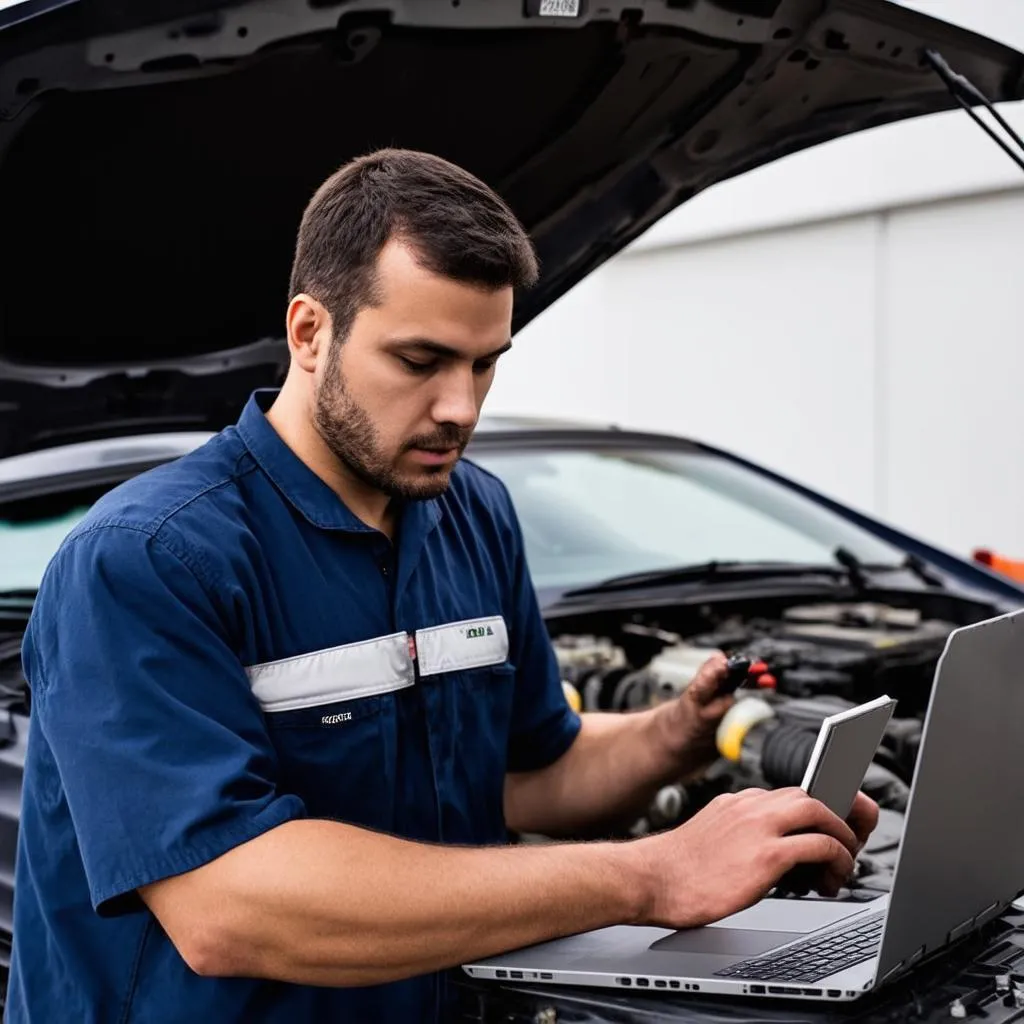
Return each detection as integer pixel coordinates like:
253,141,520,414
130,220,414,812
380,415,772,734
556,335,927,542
862,762,910,812
760,724,819,788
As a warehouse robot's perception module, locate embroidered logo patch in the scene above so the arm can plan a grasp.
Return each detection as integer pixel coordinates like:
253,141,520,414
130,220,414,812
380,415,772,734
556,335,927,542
321,712,353,725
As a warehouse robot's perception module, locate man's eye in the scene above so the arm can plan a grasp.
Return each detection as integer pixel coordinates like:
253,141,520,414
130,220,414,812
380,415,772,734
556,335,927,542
473,360,497,376
399,356,434,374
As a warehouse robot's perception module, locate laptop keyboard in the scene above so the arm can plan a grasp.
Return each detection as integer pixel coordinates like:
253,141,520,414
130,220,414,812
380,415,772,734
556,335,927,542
715,911,884,984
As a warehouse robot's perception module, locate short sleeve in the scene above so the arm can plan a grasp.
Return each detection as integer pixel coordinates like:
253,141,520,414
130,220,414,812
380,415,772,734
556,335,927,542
22,524,305,915
503,505,582,773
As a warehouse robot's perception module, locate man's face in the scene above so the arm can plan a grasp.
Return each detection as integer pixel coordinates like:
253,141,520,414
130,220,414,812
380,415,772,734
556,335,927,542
312,240,514,500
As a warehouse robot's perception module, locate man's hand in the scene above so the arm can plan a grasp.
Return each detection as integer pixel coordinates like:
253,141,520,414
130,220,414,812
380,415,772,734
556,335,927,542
631,787,860,930
773,788,880,896
654,652,734,779
848,790,880,851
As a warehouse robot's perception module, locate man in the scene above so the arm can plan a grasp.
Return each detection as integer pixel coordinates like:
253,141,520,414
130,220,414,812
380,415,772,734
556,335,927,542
8,149,876,1022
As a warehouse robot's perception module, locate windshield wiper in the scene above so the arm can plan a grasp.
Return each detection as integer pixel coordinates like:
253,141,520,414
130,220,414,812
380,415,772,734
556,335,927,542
562,560,855,598
835,546,945,589
561,545,940,600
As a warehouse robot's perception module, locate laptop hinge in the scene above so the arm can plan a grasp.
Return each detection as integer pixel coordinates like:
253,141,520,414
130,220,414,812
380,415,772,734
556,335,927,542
880,945,925,987
977,901,1003,927
880,961,904,985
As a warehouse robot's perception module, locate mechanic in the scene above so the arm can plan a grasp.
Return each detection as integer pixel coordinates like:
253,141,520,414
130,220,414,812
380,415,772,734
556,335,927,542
7,149,877,1023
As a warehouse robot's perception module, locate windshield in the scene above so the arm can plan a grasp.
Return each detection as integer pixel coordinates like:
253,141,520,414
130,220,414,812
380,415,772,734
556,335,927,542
0,483,106,592
0,505,89,591
469,448,905,590
0,447,905,594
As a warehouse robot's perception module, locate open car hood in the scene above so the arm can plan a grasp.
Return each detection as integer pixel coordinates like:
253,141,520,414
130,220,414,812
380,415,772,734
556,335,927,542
0,0,1021,457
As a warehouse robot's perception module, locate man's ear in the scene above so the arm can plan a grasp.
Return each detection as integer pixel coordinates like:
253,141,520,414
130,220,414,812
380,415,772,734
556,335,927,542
286,294,333,374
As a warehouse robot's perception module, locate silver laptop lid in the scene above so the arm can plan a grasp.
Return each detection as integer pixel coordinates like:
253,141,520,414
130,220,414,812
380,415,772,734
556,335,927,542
875,608,1024,984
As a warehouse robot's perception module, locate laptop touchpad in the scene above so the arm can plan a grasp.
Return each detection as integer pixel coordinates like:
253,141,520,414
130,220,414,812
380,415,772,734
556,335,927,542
650,928,803,956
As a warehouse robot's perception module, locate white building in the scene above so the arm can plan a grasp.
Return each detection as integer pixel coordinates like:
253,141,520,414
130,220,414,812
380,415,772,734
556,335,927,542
489,1,1024,562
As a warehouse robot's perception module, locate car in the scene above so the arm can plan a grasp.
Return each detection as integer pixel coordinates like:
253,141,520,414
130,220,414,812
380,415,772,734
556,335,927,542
1,0,1023,1019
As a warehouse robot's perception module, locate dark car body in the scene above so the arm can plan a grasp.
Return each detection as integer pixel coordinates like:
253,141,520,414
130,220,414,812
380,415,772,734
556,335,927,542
1,0,1024,1018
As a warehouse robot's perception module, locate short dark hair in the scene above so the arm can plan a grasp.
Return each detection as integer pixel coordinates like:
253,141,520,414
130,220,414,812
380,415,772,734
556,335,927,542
288,148,539,341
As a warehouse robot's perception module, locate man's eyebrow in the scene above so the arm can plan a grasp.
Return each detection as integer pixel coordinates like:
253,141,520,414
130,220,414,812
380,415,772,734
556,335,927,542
390,338,513,361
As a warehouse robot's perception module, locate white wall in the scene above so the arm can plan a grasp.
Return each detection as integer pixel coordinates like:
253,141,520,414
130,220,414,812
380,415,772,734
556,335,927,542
882,189,1024,555
495,216,883,509
490,1,1024,559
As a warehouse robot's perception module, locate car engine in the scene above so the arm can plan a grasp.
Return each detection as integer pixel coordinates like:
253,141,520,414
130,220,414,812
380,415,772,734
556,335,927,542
550,600,956,892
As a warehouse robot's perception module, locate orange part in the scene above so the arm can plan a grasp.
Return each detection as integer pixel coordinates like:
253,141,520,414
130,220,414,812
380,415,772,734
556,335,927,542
973,549,1024,583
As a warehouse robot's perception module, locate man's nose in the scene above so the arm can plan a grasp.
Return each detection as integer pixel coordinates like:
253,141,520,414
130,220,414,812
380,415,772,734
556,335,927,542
431,368,479,429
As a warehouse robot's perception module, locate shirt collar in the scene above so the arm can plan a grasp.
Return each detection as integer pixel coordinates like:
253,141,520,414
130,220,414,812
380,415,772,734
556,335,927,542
237,389,440,535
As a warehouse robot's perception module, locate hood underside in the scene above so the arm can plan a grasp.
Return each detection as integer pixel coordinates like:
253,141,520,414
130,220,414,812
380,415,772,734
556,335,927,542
0,0,1021,456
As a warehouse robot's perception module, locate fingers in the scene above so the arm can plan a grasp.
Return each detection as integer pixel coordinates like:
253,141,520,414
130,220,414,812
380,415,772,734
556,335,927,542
779,832,856,885
847,791,880,848
687,653,729,707
766,788,860,858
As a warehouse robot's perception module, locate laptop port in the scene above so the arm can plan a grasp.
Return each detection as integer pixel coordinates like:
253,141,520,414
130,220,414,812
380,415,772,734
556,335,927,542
509,971,523,980
495,970,507,979
669,981,680,989
618,977,632,986
750,985,765,994
636,978,650,987
654,980,667,988
828,990,842,998
540,973,553,980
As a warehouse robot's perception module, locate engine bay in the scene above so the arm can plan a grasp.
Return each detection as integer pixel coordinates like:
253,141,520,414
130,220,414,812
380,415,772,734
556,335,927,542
548,599,963,894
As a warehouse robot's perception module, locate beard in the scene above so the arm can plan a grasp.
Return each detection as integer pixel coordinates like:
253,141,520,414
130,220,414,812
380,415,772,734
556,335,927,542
313,341,471,501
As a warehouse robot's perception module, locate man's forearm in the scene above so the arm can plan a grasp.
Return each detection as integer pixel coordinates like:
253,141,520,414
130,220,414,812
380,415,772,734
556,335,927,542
504,706,689,837
141,818,646,987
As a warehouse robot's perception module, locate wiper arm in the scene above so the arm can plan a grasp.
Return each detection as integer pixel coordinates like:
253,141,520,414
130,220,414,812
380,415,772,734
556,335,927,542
835,546,944,589
901,553,945,588
562,560,852,598
834,546,867,590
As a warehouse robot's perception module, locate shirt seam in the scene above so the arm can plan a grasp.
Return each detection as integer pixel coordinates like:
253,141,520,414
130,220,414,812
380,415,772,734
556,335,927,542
150,460,260,581
118,916,154,1024
92,797,305,912
508,708,583,773
60,522,216,597
30,524,228,703
149,460,258,537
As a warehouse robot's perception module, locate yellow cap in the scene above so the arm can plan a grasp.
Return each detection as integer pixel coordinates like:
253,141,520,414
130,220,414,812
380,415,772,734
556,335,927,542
715,697,775,762
562,680,583,713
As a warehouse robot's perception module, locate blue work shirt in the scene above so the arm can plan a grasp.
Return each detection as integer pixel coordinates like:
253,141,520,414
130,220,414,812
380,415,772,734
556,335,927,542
6,390,581,1023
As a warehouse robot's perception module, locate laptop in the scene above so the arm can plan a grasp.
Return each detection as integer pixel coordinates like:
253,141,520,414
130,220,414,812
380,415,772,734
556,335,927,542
463,607,1024,1002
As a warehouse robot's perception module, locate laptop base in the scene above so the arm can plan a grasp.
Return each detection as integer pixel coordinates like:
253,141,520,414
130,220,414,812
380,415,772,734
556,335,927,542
456,905,1024,1023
